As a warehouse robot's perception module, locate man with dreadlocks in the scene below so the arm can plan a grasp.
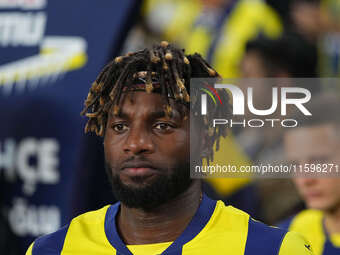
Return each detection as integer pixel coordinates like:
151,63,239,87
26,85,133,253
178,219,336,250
26,42,312,255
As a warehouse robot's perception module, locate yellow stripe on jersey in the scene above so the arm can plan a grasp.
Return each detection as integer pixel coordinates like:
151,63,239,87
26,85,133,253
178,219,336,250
25,242,34,255
61,205,114,254
287,210,325,255
279,231,314,255
182,201,250,254
127,242,172,255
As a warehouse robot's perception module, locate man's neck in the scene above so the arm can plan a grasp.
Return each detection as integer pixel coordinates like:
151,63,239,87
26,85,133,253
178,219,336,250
117,180,202,245
324,205,340,234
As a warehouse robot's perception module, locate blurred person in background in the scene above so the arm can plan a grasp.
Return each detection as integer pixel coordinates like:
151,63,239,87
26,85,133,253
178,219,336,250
239,34,319,161
318,0,340,77
280,93,340,255
289,0,339,77
242,35,318,79
237,34,319,224
267,0,340,77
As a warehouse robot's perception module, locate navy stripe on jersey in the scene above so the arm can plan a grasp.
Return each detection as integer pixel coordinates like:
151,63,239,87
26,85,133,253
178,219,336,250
163,194,216,254
105,203,132,255
32,225,69,255
244,219,287,255
104,194,217,255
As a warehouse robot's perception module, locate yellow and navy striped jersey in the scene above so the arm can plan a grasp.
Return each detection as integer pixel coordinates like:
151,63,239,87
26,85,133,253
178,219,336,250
26,195,312,255
279,210,340,255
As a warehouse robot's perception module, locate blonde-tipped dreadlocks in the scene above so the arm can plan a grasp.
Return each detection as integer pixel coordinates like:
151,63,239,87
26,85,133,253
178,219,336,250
81,41,230,163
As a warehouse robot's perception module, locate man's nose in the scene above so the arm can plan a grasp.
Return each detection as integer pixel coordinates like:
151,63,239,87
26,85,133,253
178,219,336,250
123,126,155,155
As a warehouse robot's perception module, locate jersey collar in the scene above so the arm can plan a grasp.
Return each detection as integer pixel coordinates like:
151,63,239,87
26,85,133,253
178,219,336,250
104,193,217,255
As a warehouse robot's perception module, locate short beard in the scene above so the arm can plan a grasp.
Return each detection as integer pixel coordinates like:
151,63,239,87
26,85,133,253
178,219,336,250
105,161,192,211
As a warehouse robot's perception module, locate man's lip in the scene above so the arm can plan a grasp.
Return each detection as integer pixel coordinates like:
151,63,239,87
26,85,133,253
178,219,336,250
121,162,158,176
122,167,157,176
121,161,157,170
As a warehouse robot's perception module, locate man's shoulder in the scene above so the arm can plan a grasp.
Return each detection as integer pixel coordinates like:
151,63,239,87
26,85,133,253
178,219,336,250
216,201,287,233
69,204,112,227
215,201,286,249
26,205,112,255
212,201,312,254
230,207,313,254
215,200,250,223
26,225,69,255
217,200,286,236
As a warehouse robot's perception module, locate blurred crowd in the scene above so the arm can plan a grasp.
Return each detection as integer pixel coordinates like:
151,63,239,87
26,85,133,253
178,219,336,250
124,0,340,78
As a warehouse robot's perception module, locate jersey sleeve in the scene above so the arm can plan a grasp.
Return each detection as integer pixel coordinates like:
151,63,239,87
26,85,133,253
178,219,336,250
25,242,34,255
278,231,314,255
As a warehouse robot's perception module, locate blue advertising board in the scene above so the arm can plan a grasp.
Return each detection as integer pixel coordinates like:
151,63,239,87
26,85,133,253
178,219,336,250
0,0,139,252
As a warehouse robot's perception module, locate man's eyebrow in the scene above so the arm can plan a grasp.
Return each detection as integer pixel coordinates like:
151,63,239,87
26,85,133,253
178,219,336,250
109,109,181,120
149,110,166,119
148,109,182,120
109,110,128,119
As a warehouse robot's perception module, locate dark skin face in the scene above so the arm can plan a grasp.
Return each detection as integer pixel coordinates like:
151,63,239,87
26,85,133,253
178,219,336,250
104,91,201,244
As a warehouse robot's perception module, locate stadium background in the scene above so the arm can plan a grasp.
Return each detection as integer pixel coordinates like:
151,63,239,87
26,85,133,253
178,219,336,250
0,0,339,254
